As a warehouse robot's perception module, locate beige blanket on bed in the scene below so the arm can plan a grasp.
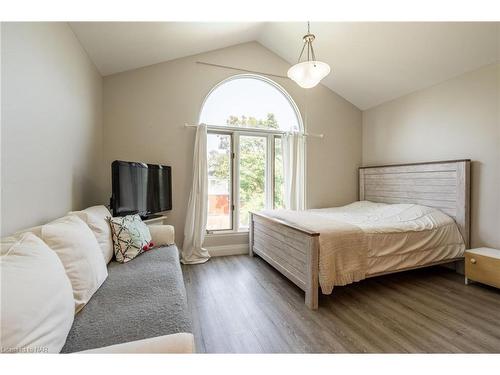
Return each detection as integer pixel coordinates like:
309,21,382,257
260,209,368,294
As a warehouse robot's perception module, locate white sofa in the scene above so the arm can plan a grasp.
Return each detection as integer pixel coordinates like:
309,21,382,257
0,206,194,354
81,333,195,354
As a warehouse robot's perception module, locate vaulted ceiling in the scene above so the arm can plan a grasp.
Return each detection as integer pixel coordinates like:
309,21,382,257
70,22,499,109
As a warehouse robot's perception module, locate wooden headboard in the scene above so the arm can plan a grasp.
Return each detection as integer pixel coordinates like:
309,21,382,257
359,159,471,248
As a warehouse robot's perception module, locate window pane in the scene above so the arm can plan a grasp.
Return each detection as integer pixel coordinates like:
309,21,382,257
207,133,231,231
274,137,284,209
200,77,300,132
239,135,266,229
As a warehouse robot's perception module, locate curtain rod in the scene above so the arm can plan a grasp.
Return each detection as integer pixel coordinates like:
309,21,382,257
184,123,323,139
196,61,289,80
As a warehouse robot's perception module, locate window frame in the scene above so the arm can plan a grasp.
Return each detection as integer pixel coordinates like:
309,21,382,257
206,130,278,234
201,74,303,234
206,130,234,232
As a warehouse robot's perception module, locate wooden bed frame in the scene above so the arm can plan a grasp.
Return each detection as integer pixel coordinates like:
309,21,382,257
249,159,471,309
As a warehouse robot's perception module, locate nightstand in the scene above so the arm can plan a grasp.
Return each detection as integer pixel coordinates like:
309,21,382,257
464,248,500,289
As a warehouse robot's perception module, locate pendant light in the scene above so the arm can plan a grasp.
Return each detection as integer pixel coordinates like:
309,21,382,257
287,22,331,89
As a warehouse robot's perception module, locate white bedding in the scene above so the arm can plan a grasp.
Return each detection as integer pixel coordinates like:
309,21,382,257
261,201,465,294
309,200,454,232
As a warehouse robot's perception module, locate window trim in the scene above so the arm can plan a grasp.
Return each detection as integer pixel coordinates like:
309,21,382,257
206,130,233,233
272,135,284,209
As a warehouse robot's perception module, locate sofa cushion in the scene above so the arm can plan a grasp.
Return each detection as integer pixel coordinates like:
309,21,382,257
41,215,108,313
61,245,191,353
1,233,74,353
108,214,152,263
149,225,175,247
70,205,114,264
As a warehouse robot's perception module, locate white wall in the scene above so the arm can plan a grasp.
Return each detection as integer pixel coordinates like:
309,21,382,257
103,42,362,245
1,23,105,236
363,63,500,248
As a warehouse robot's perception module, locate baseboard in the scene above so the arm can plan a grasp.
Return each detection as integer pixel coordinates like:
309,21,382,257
207,244,249,257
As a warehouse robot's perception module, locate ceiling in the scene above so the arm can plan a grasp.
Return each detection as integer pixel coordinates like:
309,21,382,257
70,22,499,110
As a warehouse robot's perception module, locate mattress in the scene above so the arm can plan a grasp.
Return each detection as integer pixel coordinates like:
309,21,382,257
308,201,465,277
260,201,465,293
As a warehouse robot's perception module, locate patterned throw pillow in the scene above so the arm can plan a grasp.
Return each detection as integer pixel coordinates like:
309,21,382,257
108,215,153,263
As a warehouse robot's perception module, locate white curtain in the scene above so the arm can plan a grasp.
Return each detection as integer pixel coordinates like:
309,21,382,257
282,133,305,210
181,124,210,264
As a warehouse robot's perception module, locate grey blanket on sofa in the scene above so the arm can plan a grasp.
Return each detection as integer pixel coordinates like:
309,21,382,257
61,245,192,353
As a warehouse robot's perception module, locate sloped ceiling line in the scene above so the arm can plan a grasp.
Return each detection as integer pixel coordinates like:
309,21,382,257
70,22,500,110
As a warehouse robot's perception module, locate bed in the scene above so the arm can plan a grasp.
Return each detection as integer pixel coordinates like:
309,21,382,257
249,160,471,309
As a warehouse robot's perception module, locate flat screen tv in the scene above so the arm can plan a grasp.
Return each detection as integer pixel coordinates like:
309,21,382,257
111,160,172,218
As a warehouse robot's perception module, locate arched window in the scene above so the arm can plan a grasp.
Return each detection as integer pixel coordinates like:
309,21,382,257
200,75,302,232
200,75,302,132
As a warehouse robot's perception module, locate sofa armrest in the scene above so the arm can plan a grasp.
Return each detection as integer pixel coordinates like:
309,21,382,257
78,333,194,353
149,225,175,246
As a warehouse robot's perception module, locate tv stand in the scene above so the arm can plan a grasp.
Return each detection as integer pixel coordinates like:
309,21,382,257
142,214,168,226
140,213,162,221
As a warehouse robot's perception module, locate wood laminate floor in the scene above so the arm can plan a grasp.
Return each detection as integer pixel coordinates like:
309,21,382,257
182,255,500,353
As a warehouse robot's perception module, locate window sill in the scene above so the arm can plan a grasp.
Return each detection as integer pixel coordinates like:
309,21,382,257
205,230,249,238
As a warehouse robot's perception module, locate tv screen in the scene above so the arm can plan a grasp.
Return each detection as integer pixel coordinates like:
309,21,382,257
111,160,172,217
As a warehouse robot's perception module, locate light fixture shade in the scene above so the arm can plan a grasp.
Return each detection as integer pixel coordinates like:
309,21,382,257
287,61,331,89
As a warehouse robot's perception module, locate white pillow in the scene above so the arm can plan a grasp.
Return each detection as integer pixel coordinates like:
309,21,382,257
41,215,108,313
70,205,113,263
1,233,74,353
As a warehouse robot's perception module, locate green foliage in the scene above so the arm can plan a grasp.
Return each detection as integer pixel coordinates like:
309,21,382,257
226,113,279,129
239,136,266,226
208,149,229,179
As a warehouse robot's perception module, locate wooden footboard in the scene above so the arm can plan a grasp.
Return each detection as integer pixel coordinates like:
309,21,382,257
249,212,320,309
